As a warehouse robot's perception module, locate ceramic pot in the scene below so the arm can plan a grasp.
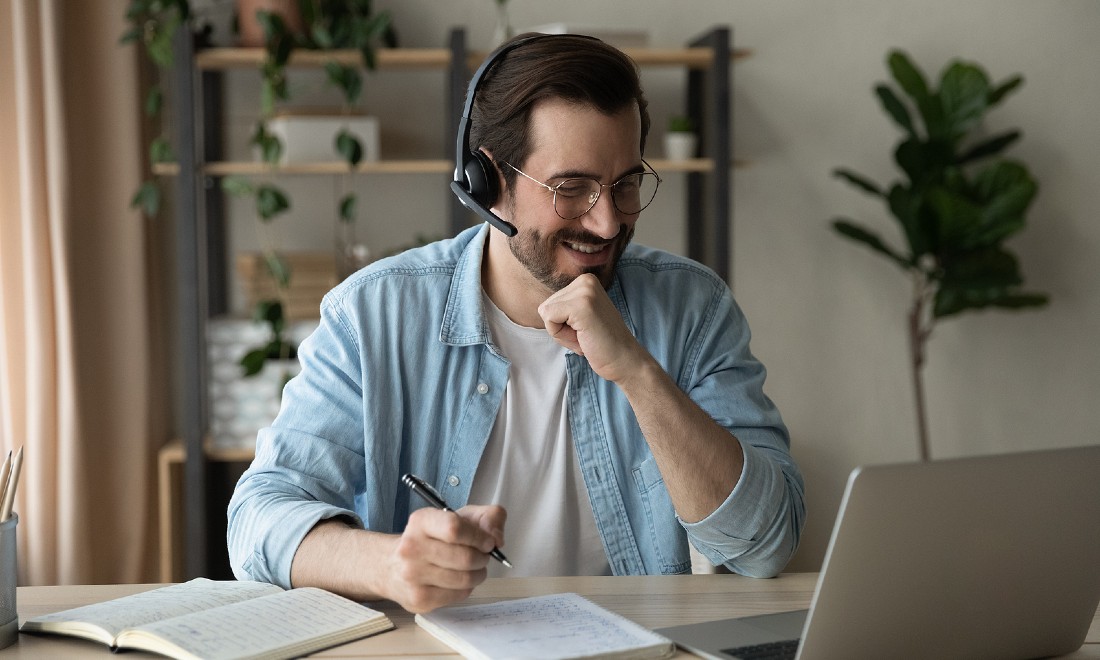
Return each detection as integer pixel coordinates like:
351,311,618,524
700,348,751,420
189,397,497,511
237,0,304,47
664,132,698,161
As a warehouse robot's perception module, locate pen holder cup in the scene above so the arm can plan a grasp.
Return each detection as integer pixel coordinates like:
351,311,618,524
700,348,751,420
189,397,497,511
0,514,17,650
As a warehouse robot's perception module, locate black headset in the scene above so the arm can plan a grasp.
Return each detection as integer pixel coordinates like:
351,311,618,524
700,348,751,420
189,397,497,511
449,36,547,237
451,34,601,237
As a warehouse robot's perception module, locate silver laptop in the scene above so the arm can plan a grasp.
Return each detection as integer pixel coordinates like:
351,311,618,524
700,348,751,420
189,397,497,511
657,444,1100,660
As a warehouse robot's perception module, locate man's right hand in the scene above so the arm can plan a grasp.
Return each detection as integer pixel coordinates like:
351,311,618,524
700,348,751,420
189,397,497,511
289,505,507,614
385,504,507,612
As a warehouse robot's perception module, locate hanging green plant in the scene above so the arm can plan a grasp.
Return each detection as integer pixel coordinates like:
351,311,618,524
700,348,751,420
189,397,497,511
221,174,294,379
302,0,397,64
120,0,193,218
256,10,295,116
232,1,395,379
326,60,366,273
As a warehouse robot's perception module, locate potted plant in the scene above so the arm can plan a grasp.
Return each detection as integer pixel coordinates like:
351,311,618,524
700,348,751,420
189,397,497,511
248,0,395,266
664,115,697,161
830,50,1048,461
228,0,394,380
122,1,394,381
239,300,298,381
237,0,304,48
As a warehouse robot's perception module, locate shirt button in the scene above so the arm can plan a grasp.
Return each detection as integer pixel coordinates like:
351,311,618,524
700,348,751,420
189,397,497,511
476,382,489,395
447,475,460,487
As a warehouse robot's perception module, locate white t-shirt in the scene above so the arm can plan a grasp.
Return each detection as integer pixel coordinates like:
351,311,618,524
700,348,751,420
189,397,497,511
469,294,611,577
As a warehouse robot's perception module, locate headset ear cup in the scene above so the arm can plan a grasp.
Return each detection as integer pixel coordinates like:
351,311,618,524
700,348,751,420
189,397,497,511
464,150,499,208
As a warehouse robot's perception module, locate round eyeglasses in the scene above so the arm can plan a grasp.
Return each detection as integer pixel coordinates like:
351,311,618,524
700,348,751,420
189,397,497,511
505,161,662,221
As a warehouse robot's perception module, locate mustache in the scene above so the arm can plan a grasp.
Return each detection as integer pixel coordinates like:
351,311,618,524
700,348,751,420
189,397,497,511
554,226,625,246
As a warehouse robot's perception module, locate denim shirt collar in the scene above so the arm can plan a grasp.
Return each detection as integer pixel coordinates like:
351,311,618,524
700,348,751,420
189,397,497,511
439,225,493,347
439,224,638,347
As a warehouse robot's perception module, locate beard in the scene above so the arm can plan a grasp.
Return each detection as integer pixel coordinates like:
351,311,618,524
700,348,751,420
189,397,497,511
508,223,635,292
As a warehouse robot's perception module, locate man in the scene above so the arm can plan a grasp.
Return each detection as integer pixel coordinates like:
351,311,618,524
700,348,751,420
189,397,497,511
228,33,804,614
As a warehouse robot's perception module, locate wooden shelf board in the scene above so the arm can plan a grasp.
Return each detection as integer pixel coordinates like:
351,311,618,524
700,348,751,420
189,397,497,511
154,159,453,176
195,46,751,72
196,47,452,70
159,439,256,463
649,158,715,173
154,158,718,177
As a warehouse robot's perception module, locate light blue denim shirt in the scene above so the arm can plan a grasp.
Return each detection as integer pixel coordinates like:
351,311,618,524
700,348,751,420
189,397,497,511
227,225,804,586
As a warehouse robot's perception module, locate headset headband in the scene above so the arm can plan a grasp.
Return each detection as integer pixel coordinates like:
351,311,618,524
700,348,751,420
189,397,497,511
452,35,549,184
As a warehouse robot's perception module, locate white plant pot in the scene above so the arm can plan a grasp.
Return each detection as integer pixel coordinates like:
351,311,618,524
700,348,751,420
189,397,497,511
206,318,317,451
664,132,698,161
210,358,300,451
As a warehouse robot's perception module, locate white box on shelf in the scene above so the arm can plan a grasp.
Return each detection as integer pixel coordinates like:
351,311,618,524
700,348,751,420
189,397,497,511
266,111,381,164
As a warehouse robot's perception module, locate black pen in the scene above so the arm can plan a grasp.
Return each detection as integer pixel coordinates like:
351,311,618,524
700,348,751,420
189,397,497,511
402,473,513,568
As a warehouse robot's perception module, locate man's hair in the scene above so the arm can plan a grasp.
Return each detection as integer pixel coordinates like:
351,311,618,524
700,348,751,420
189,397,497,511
469,33,651,193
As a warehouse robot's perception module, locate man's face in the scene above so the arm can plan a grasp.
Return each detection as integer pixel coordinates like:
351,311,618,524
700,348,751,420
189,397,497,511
500,99,644,292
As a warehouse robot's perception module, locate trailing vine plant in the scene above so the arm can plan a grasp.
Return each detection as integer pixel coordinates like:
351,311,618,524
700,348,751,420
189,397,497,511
120,0,194,218
224,2,394,380
326,61,367,278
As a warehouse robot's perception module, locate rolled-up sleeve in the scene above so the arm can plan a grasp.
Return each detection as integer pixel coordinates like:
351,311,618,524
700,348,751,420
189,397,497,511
227,297,369,588
681,439,804,577
676,283,805,577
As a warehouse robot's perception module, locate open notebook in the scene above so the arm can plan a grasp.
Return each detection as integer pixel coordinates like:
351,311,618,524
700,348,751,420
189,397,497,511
416,592,674,659
657,444,1100,660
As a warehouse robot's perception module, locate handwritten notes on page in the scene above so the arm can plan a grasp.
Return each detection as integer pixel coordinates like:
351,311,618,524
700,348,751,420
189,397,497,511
119,586,393,660
415,592,675,659
21,579,394,659
23,578,283,642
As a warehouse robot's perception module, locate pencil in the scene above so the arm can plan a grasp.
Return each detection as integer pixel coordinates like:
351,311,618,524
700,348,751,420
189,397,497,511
0,450,11,508
0,446,23,522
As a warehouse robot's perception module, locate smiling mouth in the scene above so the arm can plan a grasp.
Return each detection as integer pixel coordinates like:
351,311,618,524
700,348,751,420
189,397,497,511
564,241,609,254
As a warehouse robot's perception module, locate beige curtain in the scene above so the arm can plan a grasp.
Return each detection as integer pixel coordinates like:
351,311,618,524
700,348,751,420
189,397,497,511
0,0,162,584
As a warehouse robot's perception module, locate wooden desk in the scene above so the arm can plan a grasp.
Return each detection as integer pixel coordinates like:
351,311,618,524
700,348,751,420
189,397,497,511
9,574,1100,658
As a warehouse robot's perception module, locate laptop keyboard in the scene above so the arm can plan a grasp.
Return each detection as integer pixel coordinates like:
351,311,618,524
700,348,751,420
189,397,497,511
720,638,799,660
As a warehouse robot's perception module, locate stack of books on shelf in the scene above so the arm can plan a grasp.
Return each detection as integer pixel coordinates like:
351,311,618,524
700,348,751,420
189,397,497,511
236,251,337,321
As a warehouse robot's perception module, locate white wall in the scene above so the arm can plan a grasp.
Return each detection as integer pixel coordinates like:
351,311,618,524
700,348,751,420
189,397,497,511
215,0,1100,571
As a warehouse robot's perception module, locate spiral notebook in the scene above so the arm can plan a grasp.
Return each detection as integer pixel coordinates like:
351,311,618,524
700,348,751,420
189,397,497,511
415,592,674,659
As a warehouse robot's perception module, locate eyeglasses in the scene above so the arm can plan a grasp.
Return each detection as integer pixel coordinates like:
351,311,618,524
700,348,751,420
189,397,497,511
504,160,662,220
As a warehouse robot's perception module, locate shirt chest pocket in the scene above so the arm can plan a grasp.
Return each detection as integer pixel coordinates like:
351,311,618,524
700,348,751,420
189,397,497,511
631,455,691,574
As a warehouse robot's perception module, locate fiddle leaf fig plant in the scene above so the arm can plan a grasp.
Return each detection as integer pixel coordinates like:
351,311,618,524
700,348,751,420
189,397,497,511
830,50,1048,462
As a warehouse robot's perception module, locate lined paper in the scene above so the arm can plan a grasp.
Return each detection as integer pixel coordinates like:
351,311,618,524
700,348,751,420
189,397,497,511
24,579,393,659
122,587,392,660
26,579,281,638
415,592,674,659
